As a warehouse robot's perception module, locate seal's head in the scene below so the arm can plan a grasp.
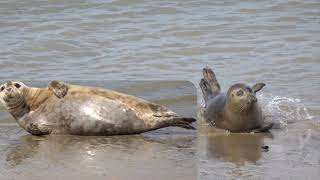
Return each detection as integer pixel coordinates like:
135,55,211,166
0,81,28,108
227,83,265,112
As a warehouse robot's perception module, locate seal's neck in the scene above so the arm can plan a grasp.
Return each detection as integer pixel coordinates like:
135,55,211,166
8,88,52,119
25,88,52,110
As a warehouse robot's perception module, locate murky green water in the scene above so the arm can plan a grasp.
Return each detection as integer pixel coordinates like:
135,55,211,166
0,0,319,179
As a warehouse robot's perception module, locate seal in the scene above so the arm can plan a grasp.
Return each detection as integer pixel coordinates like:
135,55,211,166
0,81,196,136
199,68,273,132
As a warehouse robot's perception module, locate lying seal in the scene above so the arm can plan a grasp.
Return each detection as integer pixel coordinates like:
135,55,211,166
199,68,273,132
0,81,195,136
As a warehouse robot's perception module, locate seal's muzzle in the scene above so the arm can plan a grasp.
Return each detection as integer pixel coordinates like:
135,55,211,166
247,95,257,105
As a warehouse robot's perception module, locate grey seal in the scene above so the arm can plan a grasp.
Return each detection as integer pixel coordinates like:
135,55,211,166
199,68,273,132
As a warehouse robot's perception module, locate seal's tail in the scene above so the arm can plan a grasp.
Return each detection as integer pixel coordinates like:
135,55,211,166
170,117,196,130
199,67,221,106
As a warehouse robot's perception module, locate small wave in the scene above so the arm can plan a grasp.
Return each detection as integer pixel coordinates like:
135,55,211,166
258,94,314,128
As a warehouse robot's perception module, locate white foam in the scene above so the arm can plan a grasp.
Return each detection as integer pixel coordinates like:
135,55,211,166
258,94,315,128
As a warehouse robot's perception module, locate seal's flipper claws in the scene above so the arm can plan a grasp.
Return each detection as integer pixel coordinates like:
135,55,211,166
203,68,216,82
48,80,68,99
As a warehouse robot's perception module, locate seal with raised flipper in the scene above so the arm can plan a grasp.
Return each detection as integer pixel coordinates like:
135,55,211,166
0,81,195,136
199,68,273,132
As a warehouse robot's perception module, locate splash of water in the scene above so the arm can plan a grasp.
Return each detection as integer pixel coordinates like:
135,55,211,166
258,94,314,128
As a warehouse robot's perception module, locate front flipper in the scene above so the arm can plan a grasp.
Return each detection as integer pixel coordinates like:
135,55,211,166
48,80,68,99
250,122,274,133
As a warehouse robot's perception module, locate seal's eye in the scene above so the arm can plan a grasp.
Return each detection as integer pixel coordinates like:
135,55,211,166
236,90,243,96
0,86,4,91
14,83,21,88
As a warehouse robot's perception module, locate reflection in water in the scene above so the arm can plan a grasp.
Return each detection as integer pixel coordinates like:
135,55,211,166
5,134,195,168
198,126,274,179
198,110,273,165
1,132,196,180
202,132,272,165
198,120,320,180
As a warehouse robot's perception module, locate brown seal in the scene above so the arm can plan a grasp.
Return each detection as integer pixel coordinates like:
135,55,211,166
199,68,273,132
0,81,195,136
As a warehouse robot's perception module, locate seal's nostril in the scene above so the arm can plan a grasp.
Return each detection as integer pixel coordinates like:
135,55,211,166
7,87,12,92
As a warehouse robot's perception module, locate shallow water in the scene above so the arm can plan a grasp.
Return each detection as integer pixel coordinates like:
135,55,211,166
0,0,319,179
198,114,320,179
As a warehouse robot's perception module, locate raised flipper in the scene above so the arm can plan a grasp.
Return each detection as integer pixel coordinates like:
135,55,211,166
48,80,68,99
203,67,221,96
250,122,274,133
199,79,212,107
200,67,221,107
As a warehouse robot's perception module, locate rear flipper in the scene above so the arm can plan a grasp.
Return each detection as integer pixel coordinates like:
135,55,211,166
170,117,196,130
250,122,274,133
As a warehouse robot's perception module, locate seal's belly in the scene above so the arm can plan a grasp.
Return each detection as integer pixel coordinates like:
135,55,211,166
50,94,147,135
